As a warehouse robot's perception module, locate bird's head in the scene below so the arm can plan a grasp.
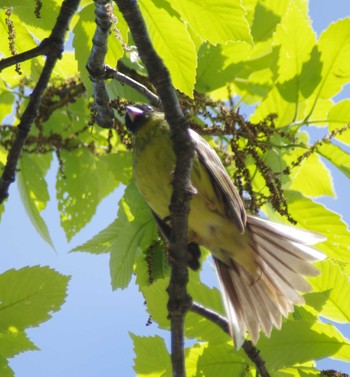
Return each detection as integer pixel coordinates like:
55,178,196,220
125,104,155,133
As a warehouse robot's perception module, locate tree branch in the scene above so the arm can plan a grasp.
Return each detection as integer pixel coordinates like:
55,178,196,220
0,38,53,72
105,66,161,108
114,1,194,376
191,302,271,377
86,0,115,128
0,0,81,204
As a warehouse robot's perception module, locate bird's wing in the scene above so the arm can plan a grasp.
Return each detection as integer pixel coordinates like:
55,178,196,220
189,129,246,233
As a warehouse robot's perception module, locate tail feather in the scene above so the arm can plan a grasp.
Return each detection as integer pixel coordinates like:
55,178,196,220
214,215,326,348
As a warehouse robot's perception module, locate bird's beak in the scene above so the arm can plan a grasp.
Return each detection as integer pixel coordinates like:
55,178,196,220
126,106,144,122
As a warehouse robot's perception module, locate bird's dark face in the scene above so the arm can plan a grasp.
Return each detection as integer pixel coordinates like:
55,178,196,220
125,104,155,133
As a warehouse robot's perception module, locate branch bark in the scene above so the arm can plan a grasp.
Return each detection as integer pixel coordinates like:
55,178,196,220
0,0,81,204
86,0,115,128
114,1,194,376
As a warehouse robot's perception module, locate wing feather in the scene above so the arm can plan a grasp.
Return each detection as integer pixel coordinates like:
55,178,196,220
189,129,246,233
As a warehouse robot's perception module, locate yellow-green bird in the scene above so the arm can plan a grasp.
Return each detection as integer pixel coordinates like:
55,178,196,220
125,104,325,348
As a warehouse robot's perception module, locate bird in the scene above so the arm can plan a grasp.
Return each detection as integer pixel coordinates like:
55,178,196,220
125,104,326,349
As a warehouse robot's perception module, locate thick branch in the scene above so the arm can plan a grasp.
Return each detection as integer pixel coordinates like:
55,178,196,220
114,1,194,376
0,0,80,204
86,0,115,128
191,302,271,377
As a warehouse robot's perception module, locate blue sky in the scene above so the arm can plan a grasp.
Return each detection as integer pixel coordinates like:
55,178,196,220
1,1,350,376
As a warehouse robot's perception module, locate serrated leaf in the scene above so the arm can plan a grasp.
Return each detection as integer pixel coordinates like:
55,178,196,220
185,344,207,377
251,2,281,42
327,100,350,145
0,330,38,359
318,142,350,179
310,321,350,362
290,153,334,197
0,266,70,330
311,260,350,323
139,0,197,96
317,19,350,99
17,153,54,248
141,277,169,328
140,272,230,344
257,320,343,371
109,183,157,289
71,218,119,254
56,149,120,241
250,86,295,126
171,0,252,44
274,2,316,83
185,273,229,344
130,334,171,377
267,191,350,264
197,342,250,377
0,356,14,377
135,243,170,287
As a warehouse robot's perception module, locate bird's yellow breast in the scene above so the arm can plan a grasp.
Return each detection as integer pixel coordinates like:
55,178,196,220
132,121,251,266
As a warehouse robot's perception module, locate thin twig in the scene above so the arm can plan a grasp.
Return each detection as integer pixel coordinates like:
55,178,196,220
114,1,194,376
86,0,115,128
105,66,161,108
191,302,271,377
0,0,81,204
0,38,54,72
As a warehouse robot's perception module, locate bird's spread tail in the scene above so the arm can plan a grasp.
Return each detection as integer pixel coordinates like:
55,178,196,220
214,215,326,349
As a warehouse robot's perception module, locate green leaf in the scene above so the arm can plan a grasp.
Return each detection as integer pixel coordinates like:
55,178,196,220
186,273,229,344
0,266,70,330
0,84,14,123
130,334,171,377
257,320,343,371
70,218,119,254
139,0,197,96
99,152,133,185
289,153,334,197
276,365,324,377
327,100,350,145
17,153,54,248
171,0,252,44
135,242,170,287
109,183,157,289
185,344,207,377
251,2,281,42
317,18,350,99
274,2,316,84
267,191,350,264
310,321,350,362
0,330,37,359
56,149,120,241
250,86,296,126
141,277,169,328
317,142,350,179
272,4,322,107
0,11,40,82
196,343,250,377
0,356,14,377
140,272,230,344
311,260,350,323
